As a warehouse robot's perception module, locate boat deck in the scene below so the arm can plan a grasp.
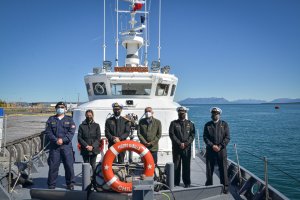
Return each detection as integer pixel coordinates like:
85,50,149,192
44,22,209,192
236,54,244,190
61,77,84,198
10,152,234,200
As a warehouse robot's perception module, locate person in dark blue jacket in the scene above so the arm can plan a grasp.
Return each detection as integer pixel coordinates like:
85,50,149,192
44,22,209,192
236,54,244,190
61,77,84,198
169,106,195,188
203,107,230,194
105,103,130,163
45,102,76,190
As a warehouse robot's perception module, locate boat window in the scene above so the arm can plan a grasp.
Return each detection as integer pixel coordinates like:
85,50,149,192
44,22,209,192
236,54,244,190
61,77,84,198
93,82,107,95
170,84,176,96
111,83,152,96
156,84,169,96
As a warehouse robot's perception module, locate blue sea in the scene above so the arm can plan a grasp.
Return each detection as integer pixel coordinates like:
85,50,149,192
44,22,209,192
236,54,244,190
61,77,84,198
185,104,300,200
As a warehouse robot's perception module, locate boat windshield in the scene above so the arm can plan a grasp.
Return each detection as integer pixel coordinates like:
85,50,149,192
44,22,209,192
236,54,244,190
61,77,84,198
111,83,152,96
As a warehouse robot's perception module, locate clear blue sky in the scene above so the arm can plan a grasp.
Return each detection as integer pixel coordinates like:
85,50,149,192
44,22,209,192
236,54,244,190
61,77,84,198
0,0,299,102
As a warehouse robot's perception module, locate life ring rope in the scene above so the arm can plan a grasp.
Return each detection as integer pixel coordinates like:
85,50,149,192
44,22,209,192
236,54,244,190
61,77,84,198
106,176,117,186
109,146,119,156
140,148,149,157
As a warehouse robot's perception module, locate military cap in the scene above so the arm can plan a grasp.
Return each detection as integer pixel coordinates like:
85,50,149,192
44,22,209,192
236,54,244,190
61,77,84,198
210,107,222,114
176,106,187,113
112,102,123,109
55,101,67,108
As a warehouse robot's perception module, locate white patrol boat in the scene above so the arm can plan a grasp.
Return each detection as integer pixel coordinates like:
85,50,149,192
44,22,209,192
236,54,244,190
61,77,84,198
0,0,290,200
71,0,179,166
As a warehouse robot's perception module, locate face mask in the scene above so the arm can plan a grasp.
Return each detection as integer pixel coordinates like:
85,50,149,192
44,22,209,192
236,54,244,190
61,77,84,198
211,114,220,122
178,113,186,120
56,108,65,115
86,117,93,122
114,111,121,117
145,112,152,118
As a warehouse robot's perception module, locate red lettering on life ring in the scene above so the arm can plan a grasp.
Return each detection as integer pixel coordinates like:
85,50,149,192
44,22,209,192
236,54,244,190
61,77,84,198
102,140,155,193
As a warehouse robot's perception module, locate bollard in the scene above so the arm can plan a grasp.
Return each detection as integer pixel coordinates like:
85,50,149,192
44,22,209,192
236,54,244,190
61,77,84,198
82,163,91,191
165,162,174,190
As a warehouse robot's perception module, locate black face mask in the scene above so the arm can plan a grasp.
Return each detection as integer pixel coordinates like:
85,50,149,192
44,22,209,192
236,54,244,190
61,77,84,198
178,113,186,120
114,111,121,117
211,114,220,121
86,117,93,123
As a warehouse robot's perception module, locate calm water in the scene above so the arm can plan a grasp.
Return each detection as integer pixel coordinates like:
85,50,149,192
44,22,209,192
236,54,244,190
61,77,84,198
185,104,300,200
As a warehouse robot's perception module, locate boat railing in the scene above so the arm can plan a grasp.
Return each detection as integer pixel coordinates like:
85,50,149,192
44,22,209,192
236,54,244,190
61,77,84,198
194,129,296,199
237,147,300,199
0,124,48,195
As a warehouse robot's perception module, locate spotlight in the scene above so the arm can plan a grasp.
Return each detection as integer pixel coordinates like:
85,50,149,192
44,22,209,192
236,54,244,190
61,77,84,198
103,60,112,72
161,65,170,74
151,61,160,72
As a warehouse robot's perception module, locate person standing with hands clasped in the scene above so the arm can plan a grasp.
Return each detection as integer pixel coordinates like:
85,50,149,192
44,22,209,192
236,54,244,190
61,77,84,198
169,106,195,188
105,103,130,163
45,102,76,190
78,109,101,173
137,107,162,165
203,107,230,194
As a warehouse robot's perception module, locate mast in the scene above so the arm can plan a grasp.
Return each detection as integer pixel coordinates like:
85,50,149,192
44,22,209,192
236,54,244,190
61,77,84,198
158,0,161,63
116,0,119,66
144,0,148,66
103,0,106,61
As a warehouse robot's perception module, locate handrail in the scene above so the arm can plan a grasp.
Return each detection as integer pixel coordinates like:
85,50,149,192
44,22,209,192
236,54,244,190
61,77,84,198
240,148,300,185
2,132,44,148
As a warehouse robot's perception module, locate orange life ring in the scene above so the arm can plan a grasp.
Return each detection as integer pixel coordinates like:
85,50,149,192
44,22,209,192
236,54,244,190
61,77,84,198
102,140,155,193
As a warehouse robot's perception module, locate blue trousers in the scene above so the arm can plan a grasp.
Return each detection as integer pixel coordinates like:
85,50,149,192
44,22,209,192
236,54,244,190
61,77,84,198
47,146,75,187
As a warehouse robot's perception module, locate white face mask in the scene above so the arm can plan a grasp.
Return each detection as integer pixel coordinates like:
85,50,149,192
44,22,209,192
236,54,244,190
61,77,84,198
145,112,152,118
56,108,65,115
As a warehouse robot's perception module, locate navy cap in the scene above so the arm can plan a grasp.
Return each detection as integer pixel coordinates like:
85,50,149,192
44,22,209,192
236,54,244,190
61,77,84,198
112,102,123,109
176,106,187,113
55,101,66,108
210,107,222,114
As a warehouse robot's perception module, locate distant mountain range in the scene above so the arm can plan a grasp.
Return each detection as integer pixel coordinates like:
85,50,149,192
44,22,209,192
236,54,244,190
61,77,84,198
179,97,300,104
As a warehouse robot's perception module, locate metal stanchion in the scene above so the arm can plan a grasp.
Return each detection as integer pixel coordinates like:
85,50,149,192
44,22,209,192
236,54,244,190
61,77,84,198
8,150,12,193
264,156,269,200
197,129,200,151
234,144,242,184
3,115,7,157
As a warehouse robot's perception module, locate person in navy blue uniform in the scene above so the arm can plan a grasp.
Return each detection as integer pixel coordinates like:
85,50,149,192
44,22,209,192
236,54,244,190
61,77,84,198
169,106,195,188
45,102,76,190
203,107,230,194
105,103,130,163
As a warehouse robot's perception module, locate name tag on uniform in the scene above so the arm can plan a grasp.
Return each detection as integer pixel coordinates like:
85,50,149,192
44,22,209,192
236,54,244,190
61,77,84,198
51,122,56,125
187,124,190,129
64,122,70,125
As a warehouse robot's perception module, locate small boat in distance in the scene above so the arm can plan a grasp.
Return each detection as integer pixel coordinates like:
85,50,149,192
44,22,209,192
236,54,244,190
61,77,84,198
275,105,280,109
